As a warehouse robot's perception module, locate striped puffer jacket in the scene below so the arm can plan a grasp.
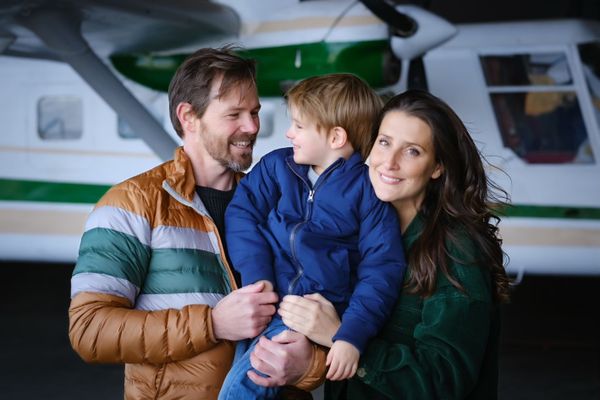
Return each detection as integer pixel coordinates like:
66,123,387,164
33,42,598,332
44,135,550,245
68,147,240,400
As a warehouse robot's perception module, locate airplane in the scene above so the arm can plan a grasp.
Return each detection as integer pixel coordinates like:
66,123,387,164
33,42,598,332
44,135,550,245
0,0,599,281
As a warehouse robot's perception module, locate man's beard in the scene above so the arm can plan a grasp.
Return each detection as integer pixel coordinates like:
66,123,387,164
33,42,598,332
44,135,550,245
203,130,255,172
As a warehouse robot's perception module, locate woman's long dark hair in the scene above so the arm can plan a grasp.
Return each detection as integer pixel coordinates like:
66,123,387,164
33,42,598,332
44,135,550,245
374,90,511,303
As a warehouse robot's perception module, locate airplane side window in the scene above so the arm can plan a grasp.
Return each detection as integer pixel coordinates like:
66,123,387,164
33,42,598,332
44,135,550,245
37,96,83,140
480,53,594,164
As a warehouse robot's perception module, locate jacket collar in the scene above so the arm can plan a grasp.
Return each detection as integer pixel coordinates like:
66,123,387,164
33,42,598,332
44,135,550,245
403,212,424,251
284,151,364,181
163,146,244,205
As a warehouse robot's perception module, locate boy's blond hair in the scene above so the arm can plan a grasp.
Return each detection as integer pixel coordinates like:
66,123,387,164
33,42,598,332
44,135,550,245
285,73,383,160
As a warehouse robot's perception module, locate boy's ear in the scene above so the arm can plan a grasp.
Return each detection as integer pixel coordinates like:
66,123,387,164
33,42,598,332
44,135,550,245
176,102,198,135
329,126,348,149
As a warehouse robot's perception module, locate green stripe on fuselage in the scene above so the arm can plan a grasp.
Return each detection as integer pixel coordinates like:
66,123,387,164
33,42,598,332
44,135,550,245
499,204,600,220
110,40,396,96
0,178,110,204
1,178,599,220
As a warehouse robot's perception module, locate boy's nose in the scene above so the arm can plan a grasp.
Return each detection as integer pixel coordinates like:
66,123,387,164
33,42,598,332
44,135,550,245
285,127,294,140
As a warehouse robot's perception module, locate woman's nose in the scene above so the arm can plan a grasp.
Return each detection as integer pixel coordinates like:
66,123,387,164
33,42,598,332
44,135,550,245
382,153,400,170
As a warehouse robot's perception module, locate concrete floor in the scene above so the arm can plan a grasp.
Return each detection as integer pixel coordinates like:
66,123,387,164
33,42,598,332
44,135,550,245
1,262,598,399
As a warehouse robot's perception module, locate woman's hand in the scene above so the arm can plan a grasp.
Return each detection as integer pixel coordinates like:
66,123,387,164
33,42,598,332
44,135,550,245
279,293,341,347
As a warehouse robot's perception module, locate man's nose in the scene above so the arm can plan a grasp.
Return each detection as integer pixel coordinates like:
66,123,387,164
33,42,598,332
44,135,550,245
241,114,259,134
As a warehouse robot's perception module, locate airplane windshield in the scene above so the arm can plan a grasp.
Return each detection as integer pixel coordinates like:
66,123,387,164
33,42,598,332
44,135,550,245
579,42,600,164
480,52,594,164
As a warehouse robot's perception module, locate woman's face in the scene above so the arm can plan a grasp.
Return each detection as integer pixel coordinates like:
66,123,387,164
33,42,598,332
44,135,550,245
368,111,443,211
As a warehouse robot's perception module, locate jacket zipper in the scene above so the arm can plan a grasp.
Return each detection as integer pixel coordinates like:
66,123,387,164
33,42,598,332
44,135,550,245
285,160,342,294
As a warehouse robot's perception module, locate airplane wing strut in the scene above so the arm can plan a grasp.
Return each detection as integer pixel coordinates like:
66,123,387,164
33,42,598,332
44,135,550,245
19,6,178,160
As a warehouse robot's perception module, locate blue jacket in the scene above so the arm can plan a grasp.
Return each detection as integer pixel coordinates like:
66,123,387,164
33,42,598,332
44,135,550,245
226,148,406,352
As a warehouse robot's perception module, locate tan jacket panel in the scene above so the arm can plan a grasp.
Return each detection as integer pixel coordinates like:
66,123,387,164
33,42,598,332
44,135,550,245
69,291,234,399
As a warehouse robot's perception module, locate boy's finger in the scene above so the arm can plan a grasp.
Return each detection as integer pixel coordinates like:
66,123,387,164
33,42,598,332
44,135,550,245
326,358,337,380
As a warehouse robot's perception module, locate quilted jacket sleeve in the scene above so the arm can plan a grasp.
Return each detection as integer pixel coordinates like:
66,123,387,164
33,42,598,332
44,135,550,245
332,185,407,353
68,292,219,364
225,151,281,287
68,182,220,364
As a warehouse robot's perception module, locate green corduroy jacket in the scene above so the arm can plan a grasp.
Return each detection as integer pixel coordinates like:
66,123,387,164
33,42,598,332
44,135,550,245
326,213,501,400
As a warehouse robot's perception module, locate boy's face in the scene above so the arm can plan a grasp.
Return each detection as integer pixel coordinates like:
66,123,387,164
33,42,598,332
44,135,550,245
286,106,331,173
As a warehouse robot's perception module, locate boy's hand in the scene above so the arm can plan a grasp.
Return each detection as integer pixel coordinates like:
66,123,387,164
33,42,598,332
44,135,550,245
325,340,359,381
255,279,274,292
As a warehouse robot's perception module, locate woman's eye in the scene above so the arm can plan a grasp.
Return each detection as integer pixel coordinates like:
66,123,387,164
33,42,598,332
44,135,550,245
407,147,420,156
377,138,389,146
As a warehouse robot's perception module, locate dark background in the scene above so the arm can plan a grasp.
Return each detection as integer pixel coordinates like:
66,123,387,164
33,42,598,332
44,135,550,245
397,0,600,23
1,262,598,399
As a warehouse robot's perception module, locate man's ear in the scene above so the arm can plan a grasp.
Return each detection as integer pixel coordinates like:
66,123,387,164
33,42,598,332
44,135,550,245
329,126,348,149
176,102,198,135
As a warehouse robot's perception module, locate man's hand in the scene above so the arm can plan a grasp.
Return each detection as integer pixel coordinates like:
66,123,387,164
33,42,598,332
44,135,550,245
212,281,278,341
255,279,274,293
326,340,359,381
247,330,313,387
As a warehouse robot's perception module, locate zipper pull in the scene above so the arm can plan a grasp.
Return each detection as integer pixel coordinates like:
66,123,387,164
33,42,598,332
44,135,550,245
307,190,315,202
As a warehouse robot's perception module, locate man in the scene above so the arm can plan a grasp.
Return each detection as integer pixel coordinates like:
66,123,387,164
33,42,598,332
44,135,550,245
68,47,322,400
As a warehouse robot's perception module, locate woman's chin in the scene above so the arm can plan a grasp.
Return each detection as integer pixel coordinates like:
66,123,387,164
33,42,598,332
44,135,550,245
373,189,398,203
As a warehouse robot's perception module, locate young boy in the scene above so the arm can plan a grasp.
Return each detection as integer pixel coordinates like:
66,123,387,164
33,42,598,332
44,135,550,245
219,74,406,399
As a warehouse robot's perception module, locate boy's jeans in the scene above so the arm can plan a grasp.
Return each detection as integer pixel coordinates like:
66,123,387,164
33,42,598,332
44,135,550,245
218,317,288,400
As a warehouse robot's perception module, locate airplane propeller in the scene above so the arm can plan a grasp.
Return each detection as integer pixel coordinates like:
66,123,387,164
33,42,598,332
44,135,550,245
359,1,457,92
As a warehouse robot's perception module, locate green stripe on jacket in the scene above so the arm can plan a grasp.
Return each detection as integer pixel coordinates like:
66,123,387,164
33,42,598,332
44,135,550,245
75,228,232,295
75,228,151,287
145,249,232,294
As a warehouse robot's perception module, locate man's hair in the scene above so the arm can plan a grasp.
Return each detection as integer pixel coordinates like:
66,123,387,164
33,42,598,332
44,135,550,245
285,73,383,159
168,46,257,137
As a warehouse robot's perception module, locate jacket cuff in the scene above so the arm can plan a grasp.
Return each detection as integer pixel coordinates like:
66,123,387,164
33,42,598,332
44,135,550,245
293,343,327,391
241,265,276,288
332,319,369,353
189,304,219,348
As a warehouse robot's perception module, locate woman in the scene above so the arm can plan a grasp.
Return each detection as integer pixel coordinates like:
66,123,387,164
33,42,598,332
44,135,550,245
272,89,511,399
